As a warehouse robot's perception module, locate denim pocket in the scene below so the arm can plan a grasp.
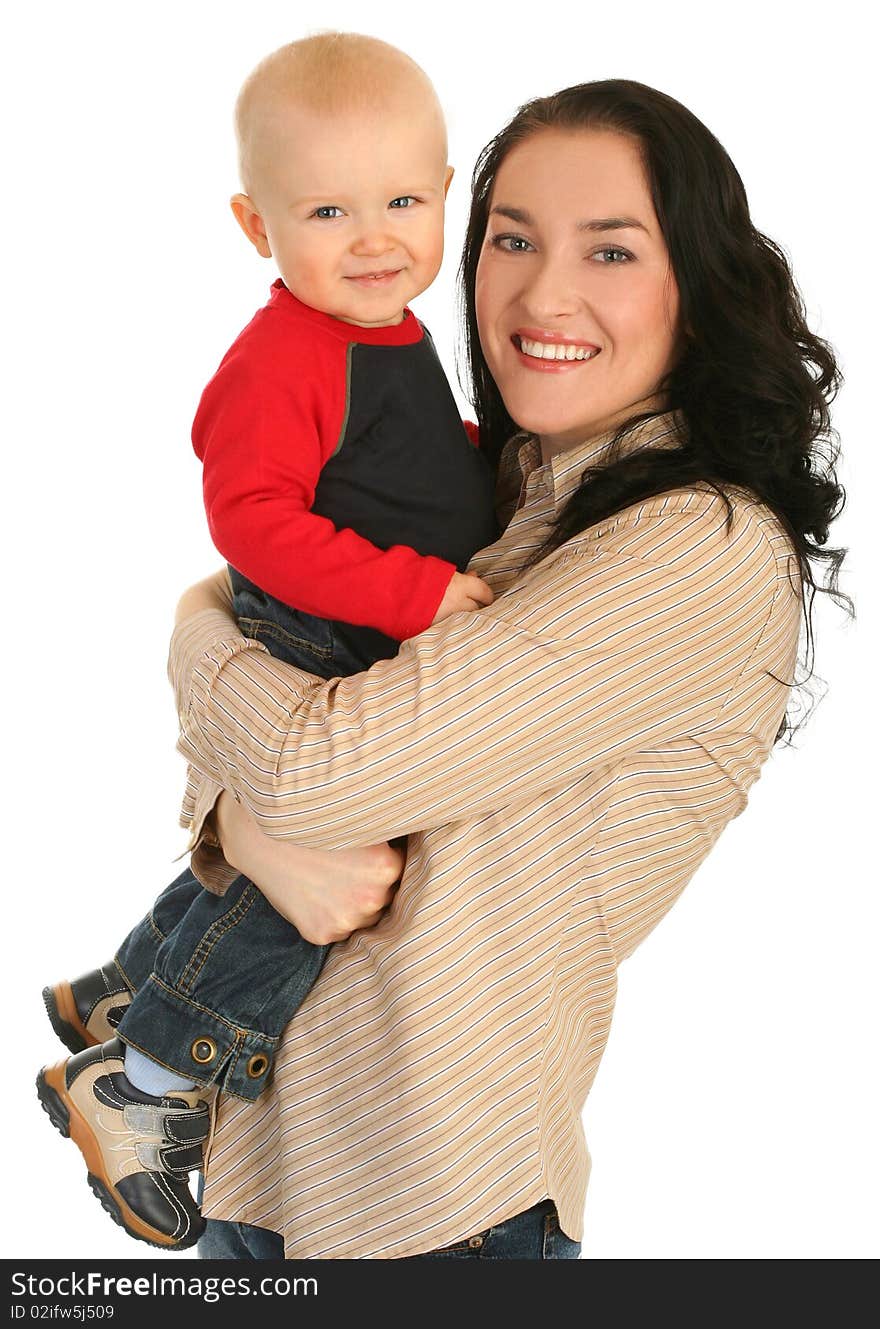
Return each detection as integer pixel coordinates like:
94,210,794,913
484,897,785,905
237,614,335,668
237,600,334,664
232,574,335,670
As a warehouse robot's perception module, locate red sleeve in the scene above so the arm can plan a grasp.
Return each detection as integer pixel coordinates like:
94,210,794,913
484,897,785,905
193,333,457,642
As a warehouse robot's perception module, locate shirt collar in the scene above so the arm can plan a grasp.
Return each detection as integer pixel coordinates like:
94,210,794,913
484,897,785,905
512,409,684,515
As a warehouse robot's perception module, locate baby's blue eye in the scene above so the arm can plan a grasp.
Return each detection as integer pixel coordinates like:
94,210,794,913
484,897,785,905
389,196,418,209
312,206,344,219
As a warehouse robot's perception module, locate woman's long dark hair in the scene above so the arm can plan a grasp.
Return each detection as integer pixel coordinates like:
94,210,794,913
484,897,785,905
460,80,851,742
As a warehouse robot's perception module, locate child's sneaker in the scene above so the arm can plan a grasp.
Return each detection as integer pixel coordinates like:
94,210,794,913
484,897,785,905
42,962,132,1054
37,1038,210,1250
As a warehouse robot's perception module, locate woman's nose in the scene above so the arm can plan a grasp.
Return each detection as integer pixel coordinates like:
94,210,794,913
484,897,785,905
519,256,583,322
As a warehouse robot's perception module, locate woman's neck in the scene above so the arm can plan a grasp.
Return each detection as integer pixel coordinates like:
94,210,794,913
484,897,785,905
538,394,669,466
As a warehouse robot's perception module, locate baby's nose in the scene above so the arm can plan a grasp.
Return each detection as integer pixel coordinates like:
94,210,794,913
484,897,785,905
351,227,396,257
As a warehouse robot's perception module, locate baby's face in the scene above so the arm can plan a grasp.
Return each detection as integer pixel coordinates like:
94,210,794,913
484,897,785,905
246,103,452,327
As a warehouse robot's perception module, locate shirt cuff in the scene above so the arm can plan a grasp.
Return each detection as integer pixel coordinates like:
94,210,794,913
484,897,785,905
191,838,240,896
396,558,457,640
188,778,238,894
175,759,241,896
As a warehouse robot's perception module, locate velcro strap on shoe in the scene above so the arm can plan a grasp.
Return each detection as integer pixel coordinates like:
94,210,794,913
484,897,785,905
159,1142,204,1175
135,1141,165,1173
124,1103,210,1149
164,1108,210,1145
125,1104,169,1137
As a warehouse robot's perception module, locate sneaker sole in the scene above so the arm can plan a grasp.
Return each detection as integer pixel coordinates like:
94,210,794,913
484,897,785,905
42,983,97,1055
36,1065,201,1251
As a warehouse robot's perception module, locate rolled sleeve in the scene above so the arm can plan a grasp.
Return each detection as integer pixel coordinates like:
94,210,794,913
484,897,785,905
169,607,268,729
169,494,780,851
170,607,272,891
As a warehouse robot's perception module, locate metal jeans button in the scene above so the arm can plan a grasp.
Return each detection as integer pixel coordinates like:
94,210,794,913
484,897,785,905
191,1037,217,1064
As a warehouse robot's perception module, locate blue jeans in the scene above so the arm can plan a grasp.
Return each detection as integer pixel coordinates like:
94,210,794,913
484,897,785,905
115,573,394,1101
197,1199,581,1260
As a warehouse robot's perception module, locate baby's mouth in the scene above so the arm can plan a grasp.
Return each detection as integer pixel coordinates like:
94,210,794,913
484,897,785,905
346,269,403,285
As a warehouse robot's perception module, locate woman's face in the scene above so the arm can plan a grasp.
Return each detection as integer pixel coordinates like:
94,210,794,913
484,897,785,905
475,128,681,457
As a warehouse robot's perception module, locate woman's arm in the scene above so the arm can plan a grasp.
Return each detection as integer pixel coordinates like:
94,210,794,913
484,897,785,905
170,493,783,850
173,570,408,939
173,567,234,624
214,790,404,944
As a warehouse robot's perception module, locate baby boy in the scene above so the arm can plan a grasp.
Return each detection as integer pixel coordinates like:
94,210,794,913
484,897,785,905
37,33,497,1251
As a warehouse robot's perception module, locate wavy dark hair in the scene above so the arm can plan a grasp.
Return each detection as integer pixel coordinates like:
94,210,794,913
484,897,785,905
459,79,851,742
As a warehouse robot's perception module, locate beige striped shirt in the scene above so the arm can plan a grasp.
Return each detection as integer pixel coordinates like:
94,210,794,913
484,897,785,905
169,410,801,1259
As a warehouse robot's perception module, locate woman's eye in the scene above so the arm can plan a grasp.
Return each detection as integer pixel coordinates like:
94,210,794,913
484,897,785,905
490,233,534,253
592,246,632,264
389,196,418,209
312,206,344,220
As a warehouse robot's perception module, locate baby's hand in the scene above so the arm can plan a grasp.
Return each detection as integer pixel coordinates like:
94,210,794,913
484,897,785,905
431,571,495,625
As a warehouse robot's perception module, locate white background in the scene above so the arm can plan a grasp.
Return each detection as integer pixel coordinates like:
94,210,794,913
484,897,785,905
3,0,876,1260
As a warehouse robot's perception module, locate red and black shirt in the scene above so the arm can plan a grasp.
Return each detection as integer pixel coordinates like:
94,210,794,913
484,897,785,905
193,280,497,642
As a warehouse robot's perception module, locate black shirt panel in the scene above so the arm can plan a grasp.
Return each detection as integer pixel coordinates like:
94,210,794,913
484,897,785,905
307,333,498,664
232,328,498,671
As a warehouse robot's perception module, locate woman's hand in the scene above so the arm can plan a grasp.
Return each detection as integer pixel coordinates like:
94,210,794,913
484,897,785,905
213,789,405,945
174,568,234,627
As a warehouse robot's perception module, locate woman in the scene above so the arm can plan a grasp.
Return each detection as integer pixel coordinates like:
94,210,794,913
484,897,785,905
171,79,847,1259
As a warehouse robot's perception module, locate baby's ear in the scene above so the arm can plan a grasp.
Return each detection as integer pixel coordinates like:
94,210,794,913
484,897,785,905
443,165,455,198
230,193,272,259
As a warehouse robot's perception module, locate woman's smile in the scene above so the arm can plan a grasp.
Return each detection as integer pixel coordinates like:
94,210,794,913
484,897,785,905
514,330,602,369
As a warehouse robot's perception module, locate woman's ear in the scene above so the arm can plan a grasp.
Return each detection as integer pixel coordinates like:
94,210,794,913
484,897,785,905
230,193,272,259
443,165,455,198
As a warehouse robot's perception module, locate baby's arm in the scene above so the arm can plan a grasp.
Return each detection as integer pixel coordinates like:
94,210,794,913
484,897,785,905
194,355,492,641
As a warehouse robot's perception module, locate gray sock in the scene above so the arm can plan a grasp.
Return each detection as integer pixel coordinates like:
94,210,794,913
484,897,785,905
124,1044,197,1097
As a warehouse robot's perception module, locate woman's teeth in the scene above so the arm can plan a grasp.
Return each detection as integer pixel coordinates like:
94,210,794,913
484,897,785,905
518,336,599,361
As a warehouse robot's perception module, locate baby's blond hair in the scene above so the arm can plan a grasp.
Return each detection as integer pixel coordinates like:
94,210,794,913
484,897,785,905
235,32,445,201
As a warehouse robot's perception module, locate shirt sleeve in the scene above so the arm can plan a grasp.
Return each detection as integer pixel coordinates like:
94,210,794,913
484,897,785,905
169,493,782,851
195,352,457,641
